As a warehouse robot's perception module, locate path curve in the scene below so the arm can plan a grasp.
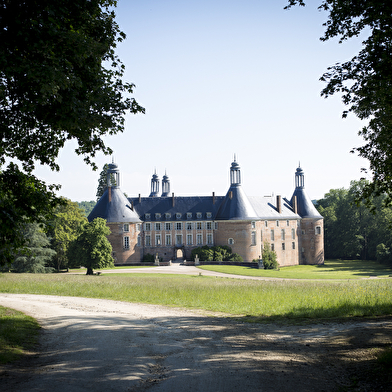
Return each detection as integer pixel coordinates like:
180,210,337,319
1,294,391,391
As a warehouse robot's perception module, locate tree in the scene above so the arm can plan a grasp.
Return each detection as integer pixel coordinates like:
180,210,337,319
261,242,279,269
11,223,56,273
47,198,88,271
77,201,97,217
0,1,144,265
67,218,114,275
96,163,116,201
285,1,392,206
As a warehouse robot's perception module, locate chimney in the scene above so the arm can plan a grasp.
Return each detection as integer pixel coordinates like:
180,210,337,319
172,192,175,207
108,187,112,203
138,194,141,203
229,191,233,200
212,192,216,204
293,195,298,214
277,195,282,214
131,201,134,211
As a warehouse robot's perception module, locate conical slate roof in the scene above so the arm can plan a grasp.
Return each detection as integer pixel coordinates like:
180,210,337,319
215,184,258,220
88,186,141,223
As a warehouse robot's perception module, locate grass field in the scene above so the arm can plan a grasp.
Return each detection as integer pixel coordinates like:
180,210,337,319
1,271,391,322
198,259,392,279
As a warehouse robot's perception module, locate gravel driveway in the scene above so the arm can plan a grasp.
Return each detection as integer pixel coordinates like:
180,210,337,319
1,293,391,392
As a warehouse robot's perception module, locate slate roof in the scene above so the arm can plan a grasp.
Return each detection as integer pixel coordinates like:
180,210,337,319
290,188,323,219
88,187,141,223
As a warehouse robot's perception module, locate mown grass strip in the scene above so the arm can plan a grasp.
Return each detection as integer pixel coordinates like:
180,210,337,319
0,306,40,364
1,273,391,322
198,259,392,279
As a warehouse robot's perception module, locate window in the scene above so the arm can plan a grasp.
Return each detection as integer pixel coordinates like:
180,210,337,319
165,234,171,245
145,235,151,246
207,233,213,245
155,234,161,246
251,221,256,229
301,230,305,235
187,212,192,219
291,228,295,239
251,231,256,246
123,224,129,232
124,236,129,249
145,213,151,220
281,229,285,240
287,220,290,226
176,213,181,220
206,222,212,230
228,238,234,245
155,222,161,231
282,243,285,250
265,221,268,227
165,222,172,231
176,234,183,245
136,223,141,232
316,226,321,235
165,213,171,220
276,220,279,227
196,222,203,230
215,222,218,230
206,212,212,219
271,229,275,241
145,223,151,231
292,242,295,250
137,235,141,246
187,234,193,245
176,222,182,230
260,231,263,241
186,222,192,230
155,213,161,220
197,212,202,219
271,243,275,251
197,234,203,245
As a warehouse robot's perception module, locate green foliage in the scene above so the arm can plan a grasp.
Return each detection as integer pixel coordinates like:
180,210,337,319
11,223,56,273
262,242,279,269
142,253,155,263
0,306,41,364
376,244,392,264
286,1,392,206
190,246,242,262
77,201,97,218
47,198,88,271
96,163,117,201
0,1,144,265
317,180,392,260
67,218,114,275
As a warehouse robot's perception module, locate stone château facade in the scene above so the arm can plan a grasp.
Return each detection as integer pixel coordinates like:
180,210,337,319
88,158,324,266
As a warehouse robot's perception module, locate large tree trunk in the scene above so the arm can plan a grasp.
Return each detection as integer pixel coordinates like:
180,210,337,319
86,267,94,275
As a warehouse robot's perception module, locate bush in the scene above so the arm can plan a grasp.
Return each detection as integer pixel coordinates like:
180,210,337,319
142,253,155,262
262,242,279,269
376,243,392,264
190,246,241,262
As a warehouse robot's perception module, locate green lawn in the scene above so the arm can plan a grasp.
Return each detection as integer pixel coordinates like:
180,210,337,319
198,259,392,279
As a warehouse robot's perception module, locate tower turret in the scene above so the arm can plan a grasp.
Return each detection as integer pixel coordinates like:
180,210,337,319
149,170,159,197
161,171,170,197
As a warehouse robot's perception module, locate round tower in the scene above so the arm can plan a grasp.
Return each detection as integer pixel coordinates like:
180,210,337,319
149,170,160,197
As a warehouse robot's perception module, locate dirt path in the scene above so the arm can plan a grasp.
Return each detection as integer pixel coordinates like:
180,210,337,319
1,294,391,392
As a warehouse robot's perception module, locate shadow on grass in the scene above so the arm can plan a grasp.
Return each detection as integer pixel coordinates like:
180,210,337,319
315,260,392,277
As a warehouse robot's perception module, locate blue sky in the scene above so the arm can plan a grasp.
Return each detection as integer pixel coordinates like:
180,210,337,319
34,0,369,202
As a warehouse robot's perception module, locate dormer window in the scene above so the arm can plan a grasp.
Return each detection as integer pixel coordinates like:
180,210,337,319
206,212,212,219
187,212,192,219
165,213,171,220
155,213,161,220
176,213,182,220
145,213,151,220
196,212,202,219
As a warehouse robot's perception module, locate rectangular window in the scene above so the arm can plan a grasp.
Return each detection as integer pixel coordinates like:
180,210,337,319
176,234,183,245
265,220,268,227
187,234,193,245
316,226,321,235
282,242,285,250
137,235,141,246
291,228,295,239
286,220,290,226
155,222,161,231
186,222,192,230
123,224,129,232
251,231,256,246
292,242,295,250
207,233,213,245
145,223,151,231
124,236,129,249
206,222,212,230
251,221,256,229
197,234,203,245
276,220,279,227
196,222,203,230
155,234,161,246
136,223,141,232
176,222,182,231
271,229,275,241
271,243,275,251
165,222,172,231
281,229,285,241
228,238,234,245
165,234,171,246
145,235,151,246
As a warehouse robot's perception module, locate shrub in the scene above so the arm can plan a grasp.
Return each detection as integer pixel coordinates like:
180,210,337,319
142,253,155,262
262,242,279,269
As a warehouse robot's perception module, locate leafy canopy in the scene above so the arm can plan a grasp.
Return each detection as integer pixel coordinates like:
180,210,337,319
285,1,392,205
0,1,144,264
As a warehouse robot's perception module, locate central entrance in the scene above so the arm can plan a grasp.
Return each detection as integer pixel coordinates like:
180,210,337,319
174,247,184,263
